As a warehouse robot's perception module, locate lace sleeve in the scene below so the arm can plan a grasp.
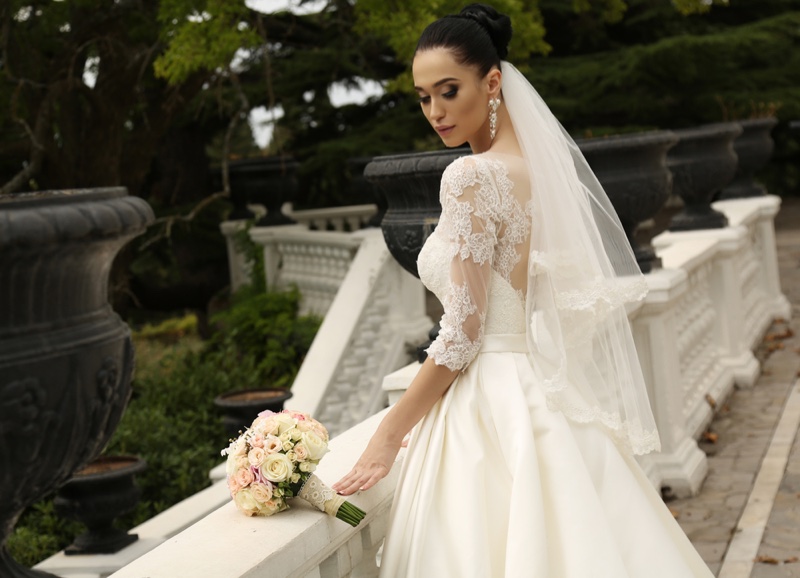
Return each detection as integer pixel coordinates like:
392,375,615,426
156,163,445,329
426,157,497,372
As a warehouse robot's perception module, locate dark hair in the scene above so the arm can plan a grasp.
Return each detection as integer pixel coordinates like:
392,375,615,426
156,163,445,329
415,3,512,77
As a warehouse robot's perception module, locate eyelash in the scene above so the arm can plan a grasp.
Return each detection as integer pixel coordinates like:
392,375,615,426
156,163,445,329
418,88,458,104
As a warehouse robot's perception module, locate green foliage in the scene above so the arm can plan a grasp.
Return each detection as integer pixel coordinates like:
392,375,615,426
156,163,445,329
154,0,260,84
231,221,266,292
210,286,321,388
134,313,199,342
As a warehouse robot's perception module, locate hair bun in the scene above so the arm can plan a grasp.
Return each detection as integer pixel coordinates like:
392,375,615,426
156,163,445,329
459,3,512,60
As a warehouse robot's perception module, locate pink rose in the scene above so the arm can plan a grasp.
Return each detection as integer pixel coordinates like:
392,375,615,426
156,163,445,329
264,435,282,454
227,475,241,496
250,433,265,448
258,409,275,418
234,466,254,488
248,447,266,467
251,465,267,485
293,443,308,462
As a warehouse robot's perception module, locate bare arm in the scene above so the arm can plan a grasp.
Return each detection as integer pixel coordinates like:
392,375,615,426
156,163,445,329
331,356,459,496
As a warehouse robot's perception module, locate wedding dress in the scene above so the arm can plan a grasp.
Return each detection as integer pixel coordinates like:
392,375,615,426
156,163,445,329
377,152,714,577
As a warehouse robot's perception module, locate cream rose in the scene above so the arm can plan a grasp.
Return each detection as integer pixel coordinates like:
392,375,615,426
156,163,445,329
249,482,273,503
233,489,260,516
227,475,241,496
248,447,266,467
260,417,279,436
260,453,293,483
301,431,328,461
259,499,284,516
299,461,316,473
264,435,282,454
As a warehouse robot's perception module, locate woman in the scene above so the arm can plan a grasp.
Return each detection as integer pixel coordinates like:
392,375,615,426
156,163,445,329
333,4,714,576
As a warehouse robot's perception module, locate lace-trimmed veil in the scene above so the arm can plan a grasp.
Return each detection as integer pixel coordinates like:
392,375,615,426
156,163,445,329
502,62,660,455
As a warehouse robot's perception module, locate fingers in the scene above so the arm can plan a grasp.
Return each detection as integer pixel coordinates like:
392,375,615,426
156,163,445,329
333,464,389,496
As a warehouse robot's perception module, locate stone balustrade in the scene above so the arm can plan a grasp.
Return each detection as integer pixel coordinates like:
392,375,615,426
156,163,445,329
219,205,378,294
291,204,378,232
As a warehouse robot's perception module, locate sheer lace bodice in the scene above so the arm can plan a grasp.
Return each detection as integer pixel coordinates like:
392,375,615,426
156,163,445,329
417,153,532,372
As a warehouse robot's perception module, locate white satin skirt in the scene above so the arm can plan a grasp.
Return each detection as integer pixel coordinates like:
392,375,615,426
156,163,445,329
379,334,714,577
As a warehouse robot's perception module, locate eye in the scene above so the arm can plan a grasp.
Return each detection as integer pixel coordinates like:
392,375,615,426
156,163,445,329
443,88,458,99
418,95,431,105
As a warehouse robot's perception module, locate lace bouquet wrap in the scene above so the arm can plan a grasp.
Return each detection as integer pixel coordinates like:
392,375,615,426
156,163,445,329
221,409,366,527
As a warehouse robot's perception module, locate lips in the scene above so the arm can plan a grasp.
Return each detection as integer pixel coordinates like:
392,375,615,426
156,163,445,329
435,125,454,136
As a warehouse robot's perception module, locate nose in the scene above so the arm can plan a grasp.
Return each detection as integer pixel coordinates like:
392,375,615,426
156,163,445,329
428,98,444,122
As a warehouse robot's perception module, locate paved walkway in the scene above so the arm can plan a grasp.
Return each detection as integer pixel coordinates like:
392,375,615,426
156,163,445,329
672,197,800,577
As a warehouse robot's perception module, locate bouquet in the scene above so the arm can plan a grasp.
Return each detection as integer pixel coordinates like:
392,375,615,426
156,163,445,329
221,409,366,527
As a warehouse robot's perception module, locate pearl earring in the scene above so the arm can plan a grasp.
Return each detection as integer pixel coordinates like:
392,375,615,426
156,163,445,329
489,97,501,140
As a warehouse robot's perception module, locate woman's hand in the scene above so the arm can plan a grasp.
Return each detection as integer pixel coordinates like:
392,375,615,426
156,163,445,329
332,430,402,496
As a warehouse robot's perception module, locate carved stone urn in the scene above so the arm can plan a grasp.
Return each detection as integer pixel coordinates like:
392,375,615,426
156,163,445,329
0,188,153,577
719,118,778,199
364,149,465,278
54,455,147,555
667,122,742,231
577,131,679,273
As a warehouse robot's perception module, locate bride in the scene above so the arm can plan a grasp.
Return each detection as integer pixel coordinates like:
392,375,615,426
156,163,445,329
333,4,714,576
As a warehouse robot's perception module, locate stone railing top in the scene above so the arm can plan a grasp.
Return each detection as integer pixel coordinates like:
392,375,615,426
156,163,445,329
712,195,781,226
109,408,404,578
249,226,365,248
290,204,377,220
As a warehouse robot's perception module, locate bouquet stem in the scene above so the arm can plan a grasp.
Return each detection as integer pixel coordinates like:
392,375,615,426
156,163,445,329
295,474,366,527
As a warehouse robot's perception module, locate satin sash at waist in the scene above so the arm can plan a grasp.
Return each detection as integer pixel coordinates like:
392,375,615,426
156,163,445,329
479,333,528,354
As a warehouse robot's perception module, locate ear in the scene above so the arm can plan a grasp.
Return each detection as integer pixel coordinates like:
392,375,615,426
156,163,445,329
486,68,502,98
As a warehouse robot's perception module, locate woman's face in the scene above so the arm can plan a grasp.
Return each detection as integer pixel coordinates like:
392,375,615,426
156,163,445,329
412,48,492,148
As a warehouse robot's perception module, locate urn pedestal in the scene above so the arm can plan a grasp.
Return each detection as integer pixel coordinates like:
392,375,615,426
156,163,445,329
577,131,679,273
719,118,778,199
667,123,742,231
0,188,153,577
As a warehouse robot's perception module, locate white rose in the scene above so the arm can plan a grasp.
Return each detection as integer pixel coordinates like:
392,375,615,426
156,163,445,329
274,413,296,435
260,453,294,483
299,461,316,473
248,447,266,467
233,489,260,516
290,429,302,441
301,431,328,461
290,472,301,484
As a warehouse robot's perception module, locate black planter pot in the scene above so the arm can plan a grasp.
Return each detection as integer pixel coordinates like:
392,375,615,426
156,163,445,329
667,122,742,231
54,455,147,555
577,131,679,273
347,156,386,228
214,388,294,438
0,188,153,577
231,157,299,227
364,149,466,278
718,118,778,199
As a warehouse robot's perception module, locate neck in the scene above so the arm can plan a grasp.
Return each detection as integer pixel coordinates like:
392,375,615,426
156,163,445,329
468,105,521,156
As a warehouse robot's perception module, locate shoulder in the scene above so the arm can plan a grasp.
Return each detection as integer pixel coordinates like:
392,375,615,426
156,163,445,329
441,154,505,193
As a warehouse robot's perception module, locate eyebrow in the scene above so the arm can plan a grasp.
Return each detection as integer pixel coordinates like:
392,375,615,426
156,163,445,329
413,77,460,93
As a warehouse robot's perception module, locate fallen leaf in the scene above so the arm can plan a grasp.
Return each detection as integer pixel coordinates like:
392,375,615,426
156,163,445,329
702,431,719,444
756,555,779,564
785,557,799,564
705,394,717,409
